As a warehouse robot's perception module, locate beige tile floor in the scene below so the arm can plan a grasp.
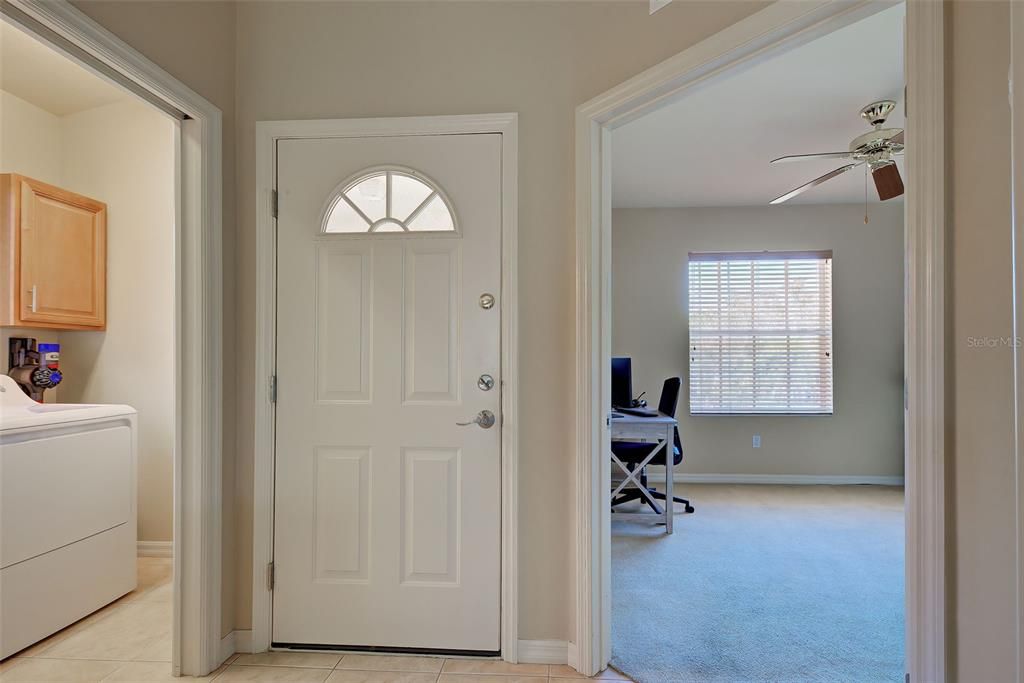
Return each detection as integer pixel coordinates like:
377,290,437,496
1,559,630,682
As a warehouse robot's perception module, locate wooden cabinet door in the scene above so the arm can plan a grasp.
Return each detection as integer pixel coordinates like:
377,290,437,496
17,177,106,329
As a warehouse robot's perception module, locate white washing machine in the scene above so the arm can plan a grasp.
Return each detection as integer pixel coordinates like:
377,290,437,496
0,374,137,659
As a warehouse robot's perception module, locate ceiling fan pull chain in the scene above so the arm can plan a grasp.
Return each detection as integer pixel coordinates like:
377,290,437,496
863,164,870,224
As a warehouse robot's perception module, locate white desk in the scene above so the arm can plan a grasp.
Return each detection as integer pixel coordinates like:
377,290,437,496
609,412,677,534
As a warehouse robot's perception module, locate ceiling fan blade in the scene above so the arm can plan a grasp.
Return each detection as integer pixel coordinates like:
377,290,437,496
770,164,859,205
888,130,904,145
872,162,904,200
770,152,853,165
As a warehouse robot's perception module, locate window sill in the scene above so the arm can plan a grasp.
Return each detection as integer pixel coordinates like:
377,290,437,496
690,412,834,417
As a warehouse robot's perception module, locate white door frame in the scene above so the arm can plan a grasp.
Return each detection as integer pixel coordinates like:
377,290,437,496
252,114,520,660
573,0,944,679
1012,3,1024,678
0,0,224,677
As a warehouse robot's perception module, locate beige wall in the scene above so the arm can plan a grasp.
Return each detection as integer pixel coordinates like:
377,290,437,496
232,0,766,638
0,90,64,398
57,100,177,545
612,204,904,478
948,1,1017,679
62,2,1021,676
0,90,62,183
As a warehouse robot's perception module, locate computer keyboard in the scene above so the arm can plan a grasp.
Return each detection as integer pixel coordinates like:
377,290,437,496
616,406,658,417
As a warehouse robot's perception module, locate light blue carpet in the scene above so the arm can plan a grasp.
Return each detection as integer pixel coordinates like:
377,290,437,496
611,484,904,683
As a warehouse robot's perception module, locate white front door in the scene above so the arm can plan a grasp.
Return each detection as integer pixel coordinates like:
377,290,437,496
273,133,502,652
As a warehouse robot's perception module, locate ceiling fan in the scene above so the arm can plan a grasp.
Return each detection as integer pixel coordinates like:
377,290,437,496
769,100,905,205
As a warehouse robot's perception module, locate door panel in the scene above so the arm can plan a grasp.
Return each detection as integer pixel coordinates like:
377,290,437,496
404,242,461,403
273,133,502,652
400,446,461,585
313,446,370,582
316,244,372,403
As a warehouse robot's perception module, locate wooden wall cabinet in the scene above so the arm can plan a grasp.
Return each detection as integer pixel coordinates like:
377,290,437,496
1,174,106,330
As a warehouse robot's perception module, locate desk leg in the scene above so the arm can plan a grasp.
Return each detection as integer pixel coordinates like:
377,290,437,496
664,424,674,534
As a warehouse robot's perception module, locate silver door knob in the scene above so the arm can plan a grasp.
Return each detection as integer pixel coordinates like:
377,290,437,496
457,410,496,428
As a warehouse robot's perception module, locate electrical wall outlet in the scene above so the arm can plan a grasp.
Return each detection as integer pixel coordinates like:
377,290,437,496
752,434,761,448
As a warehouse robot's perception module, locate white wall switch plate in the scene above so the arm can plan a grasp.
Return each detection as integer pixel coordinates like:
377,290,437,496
752,434,761,448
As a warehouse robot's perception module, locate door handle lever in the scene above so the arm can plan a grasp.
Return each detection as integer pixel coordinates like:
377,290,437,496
457,410,495,429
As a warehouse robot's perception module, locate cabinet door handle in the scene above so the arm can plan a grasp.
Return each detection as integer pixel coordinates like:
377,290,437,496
28,285,37,313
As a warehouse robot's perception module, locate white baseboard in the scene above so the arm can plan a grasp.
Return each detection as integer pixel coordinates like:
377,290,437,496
137,541,173,558
646,472,905,486
220,629,255,662
517,639,568,665
234,629,254,654
219,631,236,663
566,641,578,670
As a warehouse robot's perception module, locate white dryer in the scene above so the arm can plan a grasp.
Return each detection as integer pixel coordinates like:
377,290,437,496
0,374,137,659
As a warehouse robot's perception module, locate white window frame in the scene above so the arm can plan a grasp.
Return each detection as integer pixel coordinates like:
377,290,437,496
687,250,834,416
321,165,459,235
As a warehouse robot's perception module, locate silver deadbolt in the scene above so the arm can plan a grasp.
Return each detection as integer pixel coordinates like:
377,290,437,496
457,410,495,429
479,293,495,310
478,374,495,391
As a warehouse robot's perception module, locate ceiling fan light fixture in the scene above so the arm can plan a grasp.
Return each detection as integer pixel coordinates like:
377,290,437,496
870,161,904,201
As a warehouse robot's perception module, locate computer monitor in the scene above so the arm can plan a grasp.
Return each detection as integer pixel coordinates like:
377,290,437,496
611,357,632,409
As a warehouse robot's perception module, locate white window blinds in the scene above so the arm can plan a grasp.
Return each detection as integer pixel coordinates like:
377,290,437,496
688,251,833,415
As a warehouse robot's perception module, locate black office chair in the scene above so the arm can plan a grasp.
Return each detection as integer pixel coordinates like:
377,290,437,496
611,377,695,515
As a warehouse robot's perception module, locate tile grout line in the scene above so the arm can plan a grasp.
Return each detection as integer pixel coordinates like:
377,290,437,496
206,653,582,683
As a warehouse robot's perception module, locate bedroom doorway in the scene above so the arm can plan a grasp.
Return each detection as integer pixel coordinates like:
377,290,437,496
573,1,945,680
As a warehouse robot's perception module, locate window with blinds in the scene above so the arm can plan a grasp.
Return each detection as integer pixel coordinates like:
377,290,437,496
688,251,833,415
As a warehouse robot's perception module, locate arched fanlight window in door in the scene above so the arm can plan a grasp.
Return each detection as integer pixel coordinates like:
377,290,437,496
322,168,457,234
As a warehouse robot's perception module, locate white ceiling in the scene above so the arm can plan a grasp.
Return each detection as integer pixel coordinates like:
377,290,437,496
612,3,906,208
1,21,127,116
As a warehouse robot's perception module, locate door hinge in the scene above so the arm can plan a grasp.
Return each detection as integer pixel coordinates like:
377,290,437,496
267,561,275,591
271,189,279,219
270,374,277,403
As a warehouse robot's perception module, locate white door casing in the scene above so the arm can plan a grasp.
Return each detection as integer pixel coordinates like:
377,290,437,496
574,0,944,678
273,133,503,652
0,0,225,675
